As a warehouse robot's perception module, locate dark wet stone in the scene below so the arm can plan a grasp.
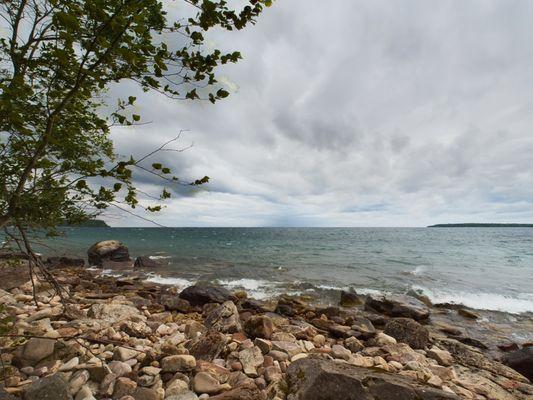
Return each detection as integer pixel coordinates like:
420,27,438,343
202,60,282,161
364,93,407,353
502,347,533,381
134,256,160,268
384,318,431,349
286,357,459,400
179,285,237,306
365,293,430,321
340,290,364,307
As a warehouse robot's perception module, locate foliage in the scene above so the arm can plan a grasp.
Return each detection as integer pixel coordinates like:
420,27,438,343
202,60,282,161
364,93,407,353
0,0,271,233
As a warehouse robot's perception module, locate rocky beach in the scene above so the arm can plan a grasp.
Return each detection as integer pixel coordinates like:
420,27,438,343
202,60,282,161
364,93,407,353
0,240,531,400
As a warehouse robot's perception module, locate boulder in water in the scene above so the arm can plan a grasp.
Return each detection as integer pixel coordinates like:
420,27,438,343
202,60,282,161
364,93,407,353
179,285,236,306
87,240,130,267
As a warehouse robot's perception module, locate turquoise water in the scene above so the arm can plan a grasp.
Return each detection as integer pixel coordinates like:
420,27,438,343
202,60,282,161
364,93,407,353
41,227,533,314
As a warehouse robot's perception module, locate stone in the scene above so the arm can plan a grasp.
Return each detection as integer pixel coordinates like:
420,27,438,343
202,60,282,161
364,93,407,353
457,308,479,320
204,301,242,333
384,318,431,349
162,355,196,372
161,295,190,312
208,382,266,400
239,347,264,376
179,285,236,306
45,257,85,269
166,391,199,400
254,338,272,354
427,346,454,367
371,332,397,346
132,387,160,400
502,347,533,381
133,256,160,268
349,316,376,339
193,372,225,394
331,344,352,361
13,338,55,367
109,361,132,377
87,240,130,267
244,315,275,339
23,374,73,400
113,377,137,398
188,331,226,361
69,370,89,395
88,303,142,323
365,293,430,321
113,347,140,362
339,290,364,307
272,341,303,358
286,357,459,400
344,336,364,353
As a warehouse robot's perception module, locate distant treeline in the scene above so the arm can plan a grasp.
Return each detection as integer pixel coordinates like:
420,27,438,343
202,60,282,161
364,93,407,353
60,219,109,227
428,223,533,228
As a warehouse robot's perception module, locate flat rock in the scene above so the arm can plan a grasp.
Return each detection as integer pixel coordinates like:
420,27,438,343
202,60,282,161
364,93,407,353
365,294,430,321
286,357,459,400
88,303,143,323
23,374,72,400
179,285,237,306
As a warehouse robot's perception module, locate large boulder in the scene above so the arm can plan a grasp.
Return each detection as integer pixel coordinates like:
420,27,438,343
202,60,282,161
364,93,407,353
286,357,458,400
365,293,430,321
179,285,237,306
502,347,533,381
22,374,72,400
384,318,431,349
134,256,160,268
87,240,130,267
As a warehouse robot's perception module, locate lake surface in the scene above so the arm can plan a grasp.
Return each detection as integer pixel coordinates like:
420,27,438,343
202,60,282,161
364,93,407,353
41,227,533,315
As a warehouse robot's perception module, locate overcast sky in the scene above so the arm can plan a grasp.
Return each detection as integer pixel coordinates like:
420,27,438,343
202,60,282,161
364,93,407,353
107,0,533,227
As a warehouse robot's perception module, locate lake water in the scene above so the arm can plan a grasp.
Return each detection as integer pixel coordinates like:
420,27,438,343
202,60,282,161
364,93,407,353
41,227,533,315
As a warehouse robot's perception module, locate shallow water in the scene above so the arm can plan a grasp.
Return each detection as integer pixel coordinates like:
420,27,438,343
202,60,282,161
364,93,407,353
40,227,533,316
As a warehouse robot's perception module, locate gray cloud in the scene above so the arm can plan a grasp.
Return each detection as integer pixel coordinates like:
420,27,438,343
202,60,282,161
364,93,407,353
105,0,533,226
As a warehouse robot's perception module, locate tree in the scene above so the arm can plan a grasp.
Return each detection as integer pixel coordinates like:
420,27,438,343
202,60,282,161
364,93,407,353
0,0,270,293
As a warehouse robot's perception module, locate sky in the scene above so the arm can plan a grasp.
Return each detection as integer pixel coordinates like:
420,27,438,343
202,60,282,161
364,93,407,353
107,0,533,227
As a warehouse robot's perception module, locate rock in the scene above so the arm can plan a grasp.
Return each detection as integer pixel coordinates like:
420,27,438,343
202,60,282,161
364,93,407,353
457,308,479,320
275,295,310,316
45,257,85,269
384,318,431,349
271,341,303,358
109,361,132,377
339,290,364,307
286,357,459,400
502,347,533,381
370,332,397,346
133,256,161,268
162,355,197,372
166,391,199,400
161,295,190,312
204,301,242,333
193,372,226,395
13,338,55,367
113,377,137,398
188,331,226,361
331,344,352,361
344,337,364,353
349,316,376,339
132,387,160,400
365,294,430,321
0,389,18,400
69,370,89,395
208,382,266,400
179,285,236,306
87,240,130,267
113,347,140,362
427,346,454,367
244,315,275,339
88,303,143,323
238,346,264,376
23,374,73,400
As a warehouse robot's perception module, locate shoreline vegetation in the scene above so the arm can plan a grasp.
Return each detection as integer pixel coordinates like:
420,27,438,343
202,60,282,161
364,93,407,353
0,240,531,399
428,223,533,228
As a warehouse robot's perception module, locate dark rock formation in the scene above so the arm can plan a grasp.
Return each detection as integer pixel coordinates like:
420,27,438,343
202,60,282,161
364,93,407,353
87,240,130,267
365,293,430,321
384,318,431,349
339,290,364,307
134,256,160,268
179,285,237,306
286,357,458,399
502,347,533,381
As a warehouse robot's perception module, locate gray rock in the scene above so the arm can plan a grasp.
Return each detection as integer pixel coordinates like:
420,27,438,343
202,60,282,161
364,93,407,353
161,295,190,312
87,240,130,267
384,318,431,349
179,285,236,306
204,301,242,333
13,338,55,367
365,294,430,321
23,374,73,400
286,357,458,400
88,303,142,323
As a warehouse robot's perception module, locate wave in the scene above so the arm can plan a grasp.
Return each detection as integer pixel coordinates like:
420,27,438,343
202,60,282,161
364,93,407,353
217,278,284,300
413,285,533,314
148,255,172,260
144,273,194,287
100,269,124,278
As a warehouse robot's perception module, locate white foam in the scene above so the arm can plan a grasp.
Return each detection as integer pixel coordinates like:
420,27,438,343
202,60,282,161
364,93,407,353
148,255,172,260
217,278,279,300
411,265,427,276
100,269,123,278
144,273,194,287
316,284,350,291
413,285,533,314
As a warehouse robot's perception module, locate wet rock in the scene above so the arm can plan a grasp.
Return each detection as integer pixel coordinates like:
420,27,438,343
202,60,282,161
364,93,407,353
179,285,237,306
275,295,310,316
309,318,351,338
502,347,533,381
244,315,275,339
161,295,190,313
13,338,55,367
339,290,364,307
87,240,130,267
286,357,459,400
205,301,242,333
133,256,160,268
384,318,431,349
188,330,226,361
365,294,430,321
23,374,72,400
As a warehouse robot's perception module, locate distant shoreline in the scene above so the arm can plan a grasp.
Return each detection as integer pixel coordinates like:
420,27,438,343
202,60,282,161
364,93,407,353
428,223,533,228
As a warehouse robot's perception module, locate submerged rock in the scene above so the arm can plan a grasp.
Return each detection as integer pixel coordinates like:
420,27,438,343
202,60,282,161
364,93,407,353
286,357,458,399
87,240,130,267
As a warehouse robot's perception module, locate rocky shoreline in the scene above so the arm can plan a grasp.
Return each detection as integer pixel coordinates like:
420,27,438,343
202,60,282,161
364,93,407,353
0,242,531,399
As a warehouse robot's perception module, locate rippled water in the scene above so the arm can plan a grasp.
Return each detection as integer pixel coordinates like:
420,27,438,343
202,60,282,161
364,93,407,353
41,227,533,315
